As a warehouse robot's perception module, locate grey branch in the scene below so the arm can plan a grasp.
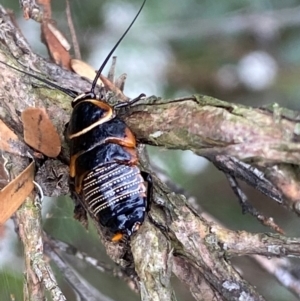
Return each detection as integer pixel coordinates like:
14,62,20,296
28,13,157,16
1,4,300,301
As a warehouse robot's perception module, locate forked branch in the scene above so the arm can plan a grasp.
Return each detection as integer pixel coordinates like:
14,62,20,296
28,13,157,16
1,4,300,301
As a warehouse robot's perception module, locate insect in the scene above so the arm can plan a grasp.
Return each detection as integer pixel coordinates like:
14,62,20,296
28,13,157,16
0,0,151,242
68,87,151,242
69,0,152,242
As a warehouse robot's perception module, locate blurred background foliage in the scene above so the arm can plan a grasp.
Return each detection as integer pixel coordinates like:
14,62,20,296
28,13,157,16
1,0,300,300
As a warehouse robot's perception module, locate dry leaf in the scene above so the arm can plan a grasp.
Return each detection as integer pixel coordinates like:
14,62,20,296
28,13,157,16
71,59,103,85
21,107,61,158
0,119,30,156
71,59,128,101
47,22,71,51
0,162,35,224
41,19,71,69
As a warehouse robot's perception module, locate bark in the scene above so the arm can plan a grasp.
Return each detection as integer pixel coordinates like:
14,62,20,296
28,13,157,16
1,4,300,301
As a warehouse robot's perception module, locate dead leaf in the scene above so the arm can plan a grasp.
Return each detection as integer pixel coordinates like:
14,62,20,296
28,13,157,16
0,120,30,156
47,22,71,51
71,59,103,85
41,19,71,69
71,59,128,101
21,107,61,158
0,162,35,224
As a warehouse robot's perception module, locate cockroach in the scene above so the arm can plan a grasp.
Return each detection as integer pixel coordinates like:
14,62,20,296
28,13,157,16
0,0,151,242
68,0,151,242
68,88,151,242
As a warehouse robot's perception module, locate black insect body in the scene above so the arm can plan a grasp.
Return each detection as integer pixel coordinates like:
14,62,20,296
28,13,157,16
65,0,150,242
68,93,151,241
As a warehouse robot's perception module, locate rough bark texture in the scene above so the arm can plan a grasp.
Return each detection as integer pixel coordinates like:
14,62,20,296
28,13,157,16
1,3,300,301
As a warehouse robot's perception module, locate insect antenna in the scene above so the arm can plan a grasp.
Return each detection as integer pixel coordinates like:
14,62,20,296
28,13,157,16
90,0,147,95
0,60,78,98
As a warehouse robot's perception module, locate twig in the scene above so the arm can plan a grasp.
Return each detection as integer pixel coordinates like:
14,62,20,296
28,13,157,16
65,0,81,59
150,160,300,299
226,174,284,234
137,149,266,301
203,212,300,299
253,256,300,298
131,216,176,301
2,3,300,301
16,194,66,301
19,0,43,22
44,234,139,293
44,235,115,301
209,156,282,203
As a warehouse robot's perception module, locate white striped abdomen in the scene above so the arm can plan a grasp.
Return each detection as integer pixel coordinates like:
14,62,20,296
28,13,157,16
82,162,147,236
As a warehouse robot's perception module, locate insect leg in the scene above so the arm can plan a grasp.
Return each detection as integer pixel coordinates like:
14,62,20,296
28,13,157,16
114,93,146,109
69,176,88,228
142,172,171,234
141,171,152,212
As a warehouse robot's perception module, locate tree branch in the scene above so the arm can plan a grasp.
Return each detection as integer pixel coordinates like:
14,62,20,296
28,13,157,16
125,96,300,210
1,3,300,301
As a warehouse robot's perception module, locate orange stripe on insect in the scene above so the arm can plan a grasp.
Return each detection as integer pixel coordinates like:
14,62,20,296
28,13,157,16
68,101,115,139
